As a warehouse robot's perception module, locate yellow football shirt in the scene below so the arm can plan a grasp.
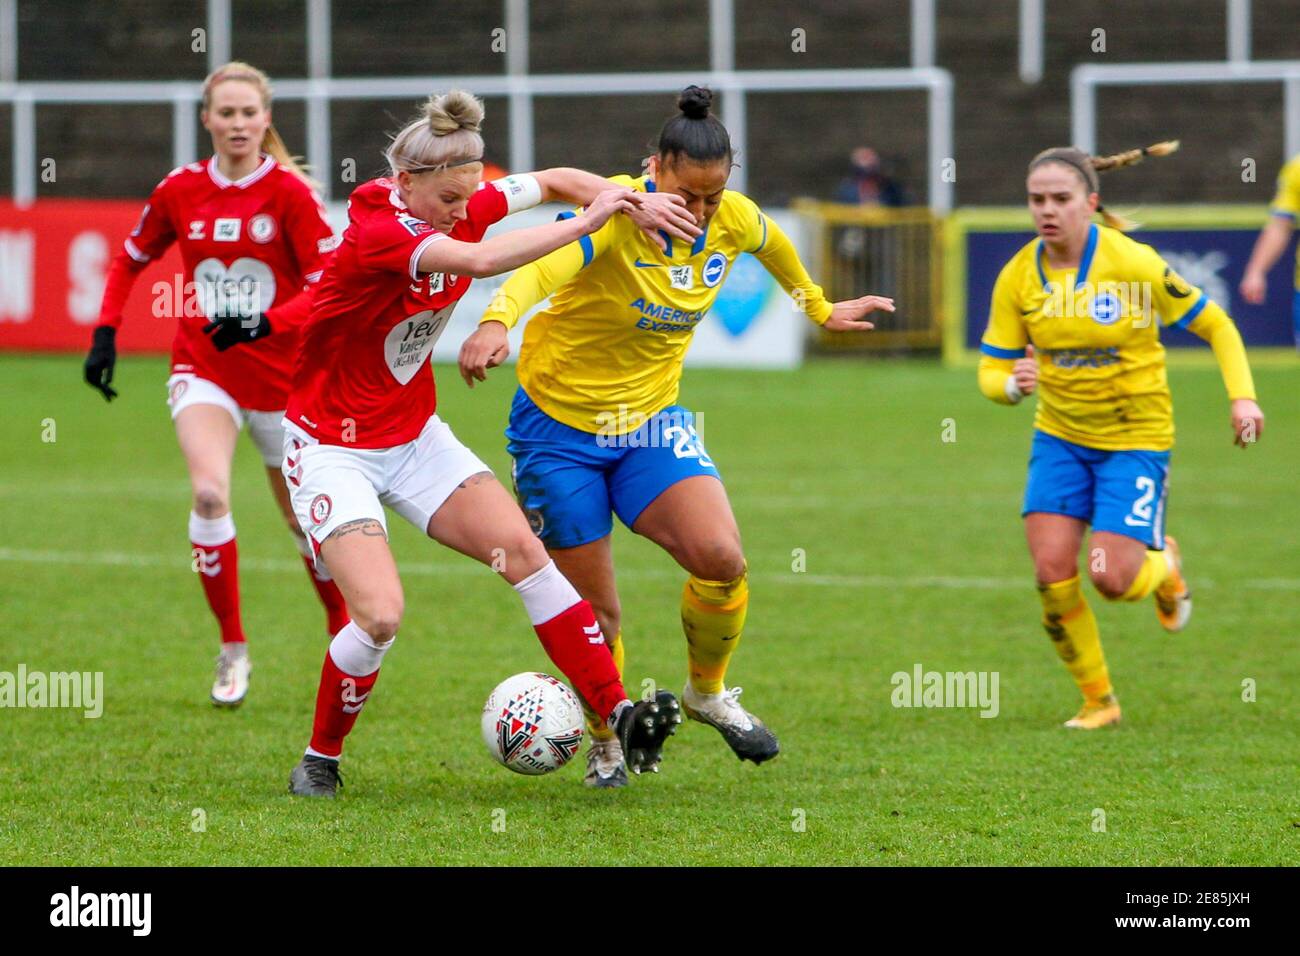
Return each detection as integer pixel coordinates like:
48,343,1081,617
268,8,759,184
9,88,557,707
1268,154,1300,290
979,223,1252,451
480,174,834,434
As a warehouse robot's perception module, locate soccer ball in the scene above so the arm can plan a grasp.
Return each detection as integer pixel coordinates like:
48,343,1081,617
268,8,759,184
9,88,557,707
481,672,585,775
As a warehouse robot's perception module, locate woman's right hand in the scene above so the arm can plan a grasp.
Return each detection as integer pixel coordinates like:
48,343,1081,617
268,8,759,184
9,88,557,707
1012,344,1038,395
580,187,639,232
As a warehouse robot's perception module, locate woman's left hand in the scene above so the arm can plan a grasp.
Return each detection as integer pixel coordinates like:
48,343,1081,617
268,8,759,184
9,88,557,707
1231,398,1264,448
822,295,895,332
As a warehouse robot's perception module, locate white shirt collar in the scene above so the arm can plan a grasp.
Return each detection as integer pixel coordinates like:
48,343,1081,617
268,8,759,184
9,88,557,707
208,153,276,189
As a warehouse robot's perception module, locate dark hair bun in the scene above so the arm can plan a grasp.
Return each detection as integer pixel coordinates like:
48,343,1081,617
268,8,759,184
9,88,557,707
678,86,712,120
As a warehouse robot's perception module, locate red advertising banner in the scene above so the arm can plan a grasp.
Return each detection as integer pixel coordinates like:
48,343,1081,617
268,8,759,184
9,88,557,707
0,199,184,352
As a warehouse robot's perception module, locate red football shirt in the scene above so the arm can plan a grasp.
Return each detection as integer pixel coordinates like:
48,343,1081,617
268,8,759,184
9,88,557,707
101,155,335,410
285,177,508,449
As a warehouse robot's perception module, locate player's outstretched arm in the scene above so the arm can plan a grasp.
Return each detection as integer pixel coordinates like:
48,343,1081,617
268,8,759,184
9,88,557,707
529,168,700,250
822,295,895,332
460,195,640,387
1239,215,1293,304
418,187,635,279
750,212,837,324
1182,302,1264,447
748,207,892,330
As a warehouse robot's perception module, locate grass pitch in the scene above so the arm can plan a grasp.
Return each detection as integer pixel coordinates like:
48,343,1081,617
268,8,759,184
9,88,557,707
1,354,1296,865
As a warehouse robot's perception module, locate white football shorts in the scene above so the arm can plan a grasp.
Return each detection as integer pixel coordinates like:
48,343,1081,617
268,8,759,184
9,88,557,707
281,414,490,560
166,372,285,467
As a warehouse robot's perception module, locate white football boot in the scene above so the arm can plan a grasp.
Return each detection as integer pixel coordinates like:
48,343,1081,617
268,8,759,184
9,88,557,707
211,644,250,707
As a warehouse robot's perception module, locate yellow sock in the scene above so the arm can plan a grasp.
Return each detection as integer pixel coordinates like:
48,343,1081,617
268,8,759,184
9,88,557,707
1116,549,1172,602
581,630,623,741
1039,576,1112,702
682,566,749,695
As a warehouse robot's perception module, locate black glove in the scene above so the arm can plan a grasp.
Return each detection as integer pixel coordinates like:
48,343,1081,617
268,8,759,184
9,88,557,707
203,312,273,352
84,325,118,402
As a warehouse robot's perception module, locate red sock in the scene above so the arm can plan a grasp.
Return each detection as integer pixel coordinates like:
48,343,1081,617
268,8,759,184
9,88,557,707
192,536,244,645
301,556,351,634
308,650,380,758
533,601,627,723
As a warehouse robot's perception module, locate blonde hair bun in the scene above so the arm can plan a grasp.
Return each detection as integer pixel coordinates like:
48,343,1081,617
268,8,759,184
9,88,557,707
423,90,484,136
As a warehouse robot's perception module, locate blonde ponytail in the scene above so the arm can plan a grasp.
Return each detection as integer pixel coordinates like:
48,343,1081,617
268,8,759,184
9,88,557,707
1089,140,1180,173
201,60,317,189
1029,140,1181,232
261,123,318,189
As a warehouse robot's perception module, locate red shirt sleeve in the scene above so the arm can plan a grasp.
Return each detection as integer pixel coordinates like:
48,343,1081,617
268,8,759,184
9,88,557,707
355,207,446,280
124,176,177,264
465,181,509,239
98,176,177,328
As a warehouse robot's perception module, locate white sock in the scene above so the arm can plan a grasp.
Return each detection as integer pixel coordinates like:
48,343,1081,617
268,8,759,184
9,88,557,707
605,698,632,731
327,621,392,677
512,560,581,626
189,511,235,547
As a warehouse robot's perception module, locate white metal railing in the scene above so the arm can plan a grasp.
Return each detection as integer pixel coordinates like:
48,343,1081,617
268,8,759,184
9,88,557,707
1071,60,1300,162
0,0,955,211
1227,0,1251,64
0,0,16,84
1020,0,1044,84
1022,0,1254,85
1,70,955,210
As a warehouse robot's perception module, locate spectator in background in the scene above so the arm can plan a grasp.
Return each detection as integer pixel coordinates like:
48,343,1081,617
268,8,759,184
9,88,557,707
834,146,909,207
1240,152,1300,349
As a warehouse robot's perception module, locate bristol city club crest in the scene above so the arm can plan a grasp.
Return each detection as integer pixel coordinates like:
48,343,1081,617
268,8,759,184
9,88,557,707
249,213,278,244
309,494,332,525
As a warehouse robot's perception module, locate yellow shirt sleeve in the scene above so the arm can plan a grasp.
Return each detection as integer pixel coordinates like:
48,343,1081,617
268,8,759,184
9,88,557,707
1145,247,1256,401
480,209,634,329
1185,300,1257,401
978,356,1018,404
977,259,1029,403
1269,156,1300,220
747,208,835,325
